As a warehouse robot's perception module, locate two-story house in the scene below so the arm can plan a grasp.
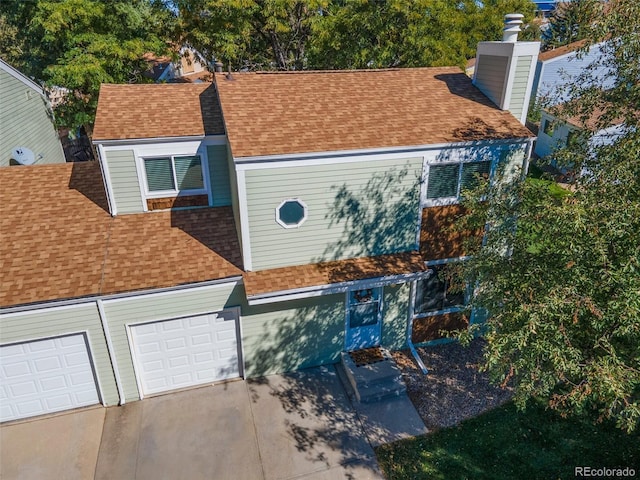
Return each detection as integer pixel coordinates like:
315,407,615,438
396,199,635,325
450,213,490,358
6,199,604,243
0,16,539,422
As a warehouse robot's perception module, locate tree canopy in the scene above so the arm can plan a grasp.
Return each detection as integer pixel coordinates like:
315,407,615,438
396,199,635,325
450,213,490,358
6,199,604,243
457,0,640,432
173,0,537,71
0,0,172,130
543,0,603,50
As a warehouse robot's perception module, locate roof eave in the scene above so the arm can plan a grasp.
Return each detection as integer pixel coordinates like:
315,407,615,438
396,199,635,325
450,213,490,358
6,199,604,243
231,136,536,164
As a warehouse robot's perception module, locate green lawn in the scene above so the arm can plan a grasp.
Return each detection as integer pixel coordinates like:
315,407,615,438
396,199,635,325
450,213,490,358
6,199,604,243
375,401,639,480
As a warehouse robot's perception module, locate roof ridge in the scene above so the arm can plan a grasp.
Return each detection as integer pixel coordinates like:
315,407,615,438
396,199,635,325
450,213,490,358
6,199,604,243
216,66,461,76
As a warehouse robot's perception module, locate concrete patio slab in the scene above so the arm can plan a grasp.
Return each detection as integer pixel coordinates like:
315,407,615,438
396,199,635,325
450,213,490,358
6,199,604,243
0,406,105,480
95,380,263,480
337,361,428,447
247,366,384,480
354,395,429,447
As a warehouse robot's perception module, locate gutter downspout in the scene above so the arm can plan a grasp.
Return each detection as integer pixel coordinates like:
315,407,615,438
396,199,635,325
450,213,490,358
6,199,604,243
407,282,428,374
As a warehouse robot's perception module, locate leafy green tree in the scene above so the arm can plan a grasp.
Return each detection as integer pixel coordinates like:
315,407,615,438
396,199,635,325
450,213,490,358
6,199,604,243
174,0,537,71
305,0,536,69
457,0,640,432
0,0,173,131
173,0,327,71
544,0,602,49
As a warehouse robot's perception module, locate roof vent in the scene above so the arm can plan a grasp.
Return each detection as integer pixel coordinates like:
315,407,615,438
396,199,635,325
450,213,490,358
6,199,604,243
503,13,524,42
214,61,223,73
11,147,36,165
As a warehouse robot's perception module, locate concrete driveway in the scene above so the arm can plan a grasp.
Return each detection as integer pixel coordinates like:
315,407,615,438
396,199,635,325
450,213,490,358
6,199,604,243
1,366,425,479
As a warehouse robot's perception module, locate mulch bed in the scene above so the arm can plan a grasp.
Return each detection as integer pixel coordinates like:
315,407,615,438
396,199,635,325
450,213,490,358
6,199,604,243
349,347,387,366
391,339,513,431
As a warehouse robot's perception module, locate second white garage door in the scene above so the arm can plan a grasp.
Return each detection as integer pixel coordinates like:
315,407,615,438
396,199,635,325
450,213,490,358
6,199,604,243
130,311,240,396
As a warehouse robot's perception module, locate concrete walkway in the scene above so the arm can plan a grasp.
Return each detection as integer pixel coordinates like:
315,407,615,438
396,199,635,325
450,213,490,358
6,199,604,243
0,365,427,480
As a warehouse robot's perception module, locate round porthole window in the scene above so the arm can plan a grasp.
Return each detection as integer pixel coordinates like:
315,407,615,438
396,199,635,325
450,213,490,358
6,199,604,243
276,198,308,228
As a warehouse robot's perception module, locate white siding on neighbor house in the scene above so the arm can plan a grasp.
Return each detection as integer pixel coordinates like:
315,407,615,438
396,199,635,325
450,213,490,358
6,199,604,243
0,304,119,407
532,43,613,106
104,149,144,214
535,112,572,158
244,156,423,271
508,56,533,121
101,282,239,402
0,68,65,167
474,55,509,107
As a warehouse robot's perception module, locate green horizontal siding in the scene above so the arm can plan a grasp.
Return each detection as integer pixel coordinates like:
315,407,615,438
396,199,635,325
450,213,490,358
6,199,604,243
475,55,509,107
207,145,232,206
0,69,65,166
245,157,422,270
0,304,119,406
509,56,533,120
104,149,144,214
102,282,239,402
382,283,410,351
240,291,346,377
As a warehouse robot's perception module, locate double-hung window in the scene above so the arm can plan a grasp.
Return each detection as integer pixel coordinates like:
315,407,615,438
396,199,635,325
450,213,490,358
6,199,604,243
425,160,491,205
143,155,205,195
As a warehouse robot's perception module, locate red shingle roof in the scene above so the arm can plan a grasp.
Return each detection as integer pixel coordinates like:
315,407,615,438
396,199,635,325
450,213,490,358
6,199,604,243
93,83,224,141
0,162,242,307
215,67,533,158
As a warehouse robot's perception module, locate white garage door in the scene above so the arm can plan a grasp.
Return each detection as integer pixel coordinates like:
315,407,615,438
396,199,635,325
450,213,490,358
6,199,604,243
0,335,100,422
130,311,240,396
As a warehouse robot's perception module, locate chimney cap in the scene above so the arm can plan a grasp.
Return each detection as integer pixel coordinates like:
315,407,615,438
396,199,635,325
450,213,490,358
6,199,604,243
214,61,223,73
503,13,524,43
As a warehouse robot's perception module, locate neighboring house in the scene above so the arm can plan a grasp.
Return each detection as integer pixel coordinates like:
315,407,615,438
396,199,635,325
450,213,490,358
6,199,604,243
0,59,66,167
531,39,611,107
0,18,539,423
145,46,213,83
535,105,625,159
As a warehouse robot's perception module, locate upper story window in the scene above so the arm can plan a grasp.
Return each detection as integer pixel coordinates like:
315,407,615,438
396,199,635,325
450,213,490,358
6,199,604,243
542,119,555,136
143,155,204,194
425,160,491,205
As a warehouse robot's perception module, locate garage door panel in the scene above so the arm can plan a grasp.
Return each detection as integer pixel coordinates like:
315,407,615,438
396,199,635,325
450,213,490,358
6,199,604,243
3,361,31,378
41,375,67,392
0,335,100,422
131,311,239,395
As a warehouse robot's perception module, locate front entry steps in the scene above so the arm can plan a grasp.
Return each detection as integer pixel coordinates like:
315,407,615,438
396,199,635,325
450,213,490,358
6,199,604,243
339,347,407,403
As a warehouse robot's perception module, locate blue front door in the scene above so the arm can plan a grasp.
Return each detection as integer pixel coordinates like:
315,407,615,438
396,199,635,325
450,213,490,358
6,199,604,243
345,287,382,351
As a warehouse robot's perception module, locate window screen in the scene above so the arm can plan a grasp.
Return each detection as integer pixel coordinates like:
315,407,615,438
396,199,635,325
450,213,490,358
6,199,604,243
144,157,174,191
415,266,464,314
426,164,459,199
461,160,491,191
174,155,203,190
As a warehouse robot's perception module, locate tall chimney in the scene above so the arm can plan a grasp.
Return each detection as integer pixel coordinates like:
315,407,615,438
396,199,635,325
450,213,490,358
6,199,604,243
472,14,540,125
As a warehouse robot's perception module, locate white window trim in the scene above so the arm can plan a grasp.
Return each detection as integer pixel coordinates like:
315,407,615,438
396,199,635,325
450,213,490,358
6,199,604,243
275,198,308,229
141,154,208,198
